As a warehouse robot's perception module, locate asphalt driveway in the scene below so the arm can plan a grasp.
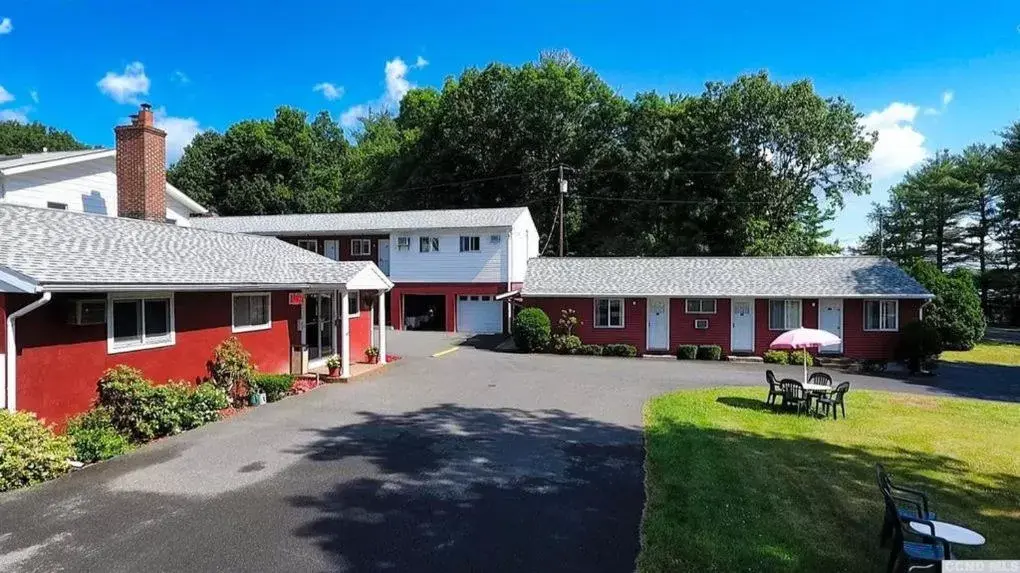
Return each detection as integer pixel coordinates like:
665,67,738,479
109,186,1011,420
1,334,1016,572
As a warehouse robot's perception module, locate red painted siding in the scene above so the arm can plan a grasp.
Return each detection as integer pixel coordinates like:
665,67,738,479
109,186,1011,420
337,291,375,362
669,298,731,354
13,291,299,427
753,298,818,356
843,299,922,360
390,282,509,333
282,234,387,264
524,297,647,352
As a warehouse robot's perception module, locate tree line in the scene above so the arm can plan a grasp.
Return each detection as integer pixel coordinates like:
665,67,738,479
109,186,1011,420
855,127,1020,325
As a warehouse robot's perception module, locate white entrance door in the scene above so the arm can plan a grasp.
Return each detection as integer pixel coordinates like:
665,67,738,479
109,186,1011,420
646,297,669,350
377,239,390,275
819,298,843,354
731,299,754,353
456,295,502,333
323,240,339,261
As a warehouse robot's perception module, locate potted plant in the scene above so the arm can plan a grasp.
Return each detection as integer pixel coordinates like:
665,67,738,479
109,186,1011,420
326,354,341,377
365,346,380,364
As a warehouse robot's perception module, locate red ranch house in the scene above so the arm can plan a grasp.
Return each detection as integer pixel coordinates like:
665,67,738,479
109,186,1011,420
520,257,934,360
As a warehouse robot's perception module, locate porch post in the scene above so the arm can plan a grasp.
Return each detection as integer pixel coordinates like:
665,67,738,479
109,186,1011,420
340,289,351,378
378,290,387,364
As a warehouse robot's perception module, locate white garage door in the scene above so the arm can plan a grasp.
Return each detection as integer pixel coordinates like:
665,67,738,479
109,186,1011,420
456,295,503,334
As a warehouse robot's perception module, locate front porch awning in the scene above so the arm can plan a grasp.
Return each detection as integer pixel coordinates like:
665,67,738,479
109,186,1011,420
342,264,394,292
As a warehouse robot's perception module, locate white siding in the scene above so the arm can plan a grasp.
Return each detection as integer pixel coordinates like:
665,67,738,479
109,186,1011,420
1,156,194,225
509,210,539,283
389,228,508,283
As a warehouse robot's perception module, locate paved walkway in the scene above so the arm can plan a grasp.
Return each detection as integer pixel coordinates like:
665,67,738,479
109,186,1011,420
1,337,1015,572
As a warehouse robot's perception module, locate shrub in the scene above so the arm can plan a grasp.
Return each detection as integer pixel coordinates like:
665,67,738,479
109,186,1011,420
557,308,582,336
250,374,295,402
763,350,789,364
65,408,132,463
896,320,942,374
513,308,552,352
604,344,638,357
578,344,604,356
906,260,986,350
676,345,698,360
550,334,582,355
0,410,72,492
789,349,814,366
186,383,229,425
696,345,722,361
208,337,254,398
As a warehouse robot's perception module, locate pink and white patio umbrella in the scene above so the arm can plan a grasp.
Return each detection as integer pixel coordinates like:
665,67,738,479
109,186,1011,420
769,328,842,384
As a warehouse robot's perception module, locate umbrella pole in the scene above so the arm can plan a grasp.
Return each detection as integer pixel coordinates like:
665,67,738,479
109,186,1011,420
803,350,808,384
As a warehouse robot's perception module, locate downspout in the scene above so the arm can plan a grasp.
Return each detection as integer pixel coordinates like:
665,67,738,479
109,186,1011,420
506,229,513,334
919,298,933,321
5,291,51,411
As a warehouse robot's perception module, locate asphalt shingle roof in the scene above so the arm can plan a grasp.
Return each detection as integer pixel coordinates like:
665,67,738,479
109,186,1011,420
520,257,933,298
0,203,381,291
0,149,114,171
190,207,529,235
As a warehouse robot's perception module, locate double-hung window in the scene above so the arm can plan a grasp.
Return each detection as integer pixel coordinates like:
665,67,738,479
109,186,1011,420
232,293,272,333
864,300,899,331
459,236,480,252
594,298,624,328
685,299,717,314
351,239,372,256
396,237,411,251
420,237,440,252
108,293,175,353
296,239,318,253
769,299,802,330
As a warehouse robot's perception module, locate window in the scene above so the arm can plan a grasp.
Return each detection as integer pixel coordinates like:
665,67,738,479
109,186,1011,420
68,299,106,325
864,300,899,331
769,300,802,330
685,299,717,314
297,239,318,253
351,239,372,256
594,298,624,328
459,236,481,252
420,237,440,252
107,293,174,353
232,293,272,333
47,202,67,210
347,291,360,316
489,234,502,244
397,237,411,251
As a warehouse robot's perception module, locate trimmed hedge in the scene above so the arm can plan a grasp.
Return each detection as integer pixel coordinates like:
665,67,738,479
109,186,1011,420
763,350,789,364
250,373,295,402
696,345,722,361
789,349,814,367
65,408,132,463
578,344,604,356
604,344,638,357
513,308,552,352
676,345,698,360
0,410,72,492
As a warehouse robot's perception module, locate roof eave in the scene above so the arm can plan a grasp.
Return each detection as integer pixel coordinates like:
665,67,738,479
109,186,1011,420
165,183,209,214
37,282,352,293
0,149,116,176
520,292,935,299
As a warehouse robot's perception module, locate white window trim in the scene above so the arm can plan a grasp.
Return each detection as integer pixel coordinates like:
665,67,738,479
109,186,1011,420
347,290,361,317
351,239,372,256
396,236,411,251
685,298,717,314
593,297,625,329
231,292,273,333
297,239,318,253
768,299,803,331
106,292,176,354
863,299,899,332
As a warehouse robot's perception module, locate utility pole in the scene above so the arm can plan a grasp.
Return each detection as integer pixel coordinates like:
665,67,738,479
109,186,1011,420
558,165,567,257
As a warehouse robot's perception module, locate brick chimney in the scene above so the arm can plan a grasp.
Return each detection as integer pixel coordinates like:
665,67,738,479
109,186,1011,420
115,103,166,221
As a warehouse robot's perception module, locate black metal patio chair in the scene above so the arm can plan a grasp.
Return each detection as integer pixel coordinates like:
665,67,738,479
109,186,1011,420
779,379,811,415
816,381,850,420
765,370,782,408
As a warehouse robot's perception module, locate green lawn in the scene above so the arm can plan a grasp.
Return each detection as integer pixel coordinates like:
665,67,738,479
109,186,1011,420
639,388,1020,572
941,341,1020,367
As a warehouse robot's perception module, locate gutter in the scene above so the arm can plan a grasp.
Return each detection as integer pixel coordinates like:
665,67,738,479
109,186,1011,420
4,291,51,411
919,298,934,321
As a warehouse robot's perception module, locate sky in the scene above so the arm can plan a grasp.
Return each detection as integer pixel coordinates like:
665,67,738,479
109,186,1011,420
2,0,1020,246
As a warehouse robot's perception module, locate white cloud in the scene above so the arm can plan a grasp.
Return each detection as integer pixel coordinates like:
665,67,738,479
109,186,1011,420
923,89,955,116
340,57,422,129
0,85,13,104
415,56,429,69
97,62,150,104
313,82,344,101
29,90,38,103
153,107,203,164
171,70,190,84
942,90,954,106
0,107,29,123
859,102,928,180
0,18,12,35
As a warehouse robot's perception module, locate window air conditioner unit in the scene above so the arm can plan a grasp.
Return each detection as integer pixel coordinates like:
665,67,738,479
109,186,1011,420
694,319,709,330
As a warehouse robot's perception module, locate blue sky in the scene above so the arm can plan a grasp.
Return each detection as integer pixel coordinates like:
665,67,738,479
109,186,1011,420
2,0,1019,245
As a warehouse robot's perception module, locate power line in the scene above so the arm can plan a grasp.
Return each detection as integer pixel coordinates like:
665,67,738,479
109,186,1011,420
540,198,561,256
572,194,782,206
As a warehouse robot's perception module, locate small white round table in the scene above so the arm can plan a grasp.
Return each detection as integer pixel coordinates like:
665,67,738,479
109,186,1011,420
909,520,986,546
802,383,833,393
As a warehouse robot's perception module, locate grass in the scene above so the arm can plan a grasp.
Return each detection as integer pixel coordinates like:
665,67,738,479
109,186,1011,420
639,388,1020,572
941,341,1020,367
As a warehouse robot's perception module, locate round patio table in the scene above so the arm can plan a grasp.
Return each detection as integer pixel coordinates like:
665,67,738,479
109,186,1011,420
909,520,986,546
802,383,833,394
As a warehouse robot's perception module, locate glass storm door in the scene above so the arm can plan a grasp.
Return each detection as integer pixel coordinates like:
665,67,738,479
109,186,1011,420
305,293,335,361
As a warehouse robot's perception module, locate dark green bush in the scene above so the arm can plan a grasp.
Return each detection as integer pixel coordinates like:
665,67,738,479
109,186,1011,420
604,344,638,357
906,260,985,350
250,374,295,402
65,408,132,463
513,308,552,352
676,345,698,360
896,320,942,374
578,344,604,356
0,410,72,492
550,334,582,355
763,350,789,364
789,349,814,366
696,345,722,361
